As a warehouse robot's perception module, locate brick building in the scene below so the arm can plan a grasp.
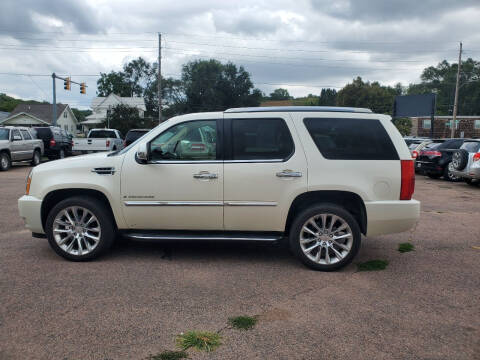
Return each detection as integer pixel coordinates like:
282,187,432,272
410,116,480,139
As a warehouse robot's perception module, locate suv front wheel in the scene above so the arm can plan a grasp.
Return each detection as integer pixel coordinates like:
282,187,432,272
45,196,115,261
289,204,361,271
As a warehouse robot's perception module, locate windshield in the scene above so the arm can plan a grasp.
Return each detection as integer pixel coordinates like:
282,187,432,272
89,130,117,138
0,128,9,140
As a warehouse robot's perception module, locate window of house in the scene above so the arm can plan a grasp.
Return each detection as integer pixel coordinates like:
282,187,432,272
64,125,68,131
475,120,480,129
230,118,294,161
63,112,67,118
303,118,399,160
423,119,431,129
446,120,459,129
150,120,218,161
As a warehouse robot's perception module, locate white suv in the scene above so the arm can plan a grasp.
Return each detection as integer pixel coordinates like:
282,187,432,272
18,106,420,271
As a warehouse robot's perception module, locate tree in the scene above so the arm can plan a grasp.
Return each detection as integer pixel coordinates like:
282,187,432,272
104,104,156,136
392,117,412,136
407,58,480,115
336,77,397,114
97,71,132,97
317,88,337,106
181,59,262,112
269,88,291,100
71,108,92,122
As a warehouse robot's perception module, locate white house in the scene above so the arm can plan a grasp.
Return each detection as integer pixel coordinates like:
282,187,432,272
0,103,79,133
82,93,146,131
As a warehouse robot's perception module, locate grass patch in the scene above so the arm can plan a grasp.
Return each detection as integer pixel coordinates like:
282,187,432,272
398,242,415,253
176,331,221,352
229,315,258,330
357,259,389,271
146,350,188,360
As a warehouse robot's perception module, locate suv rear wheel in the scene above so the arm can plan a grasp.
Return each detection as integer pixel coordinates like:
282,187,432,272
289,204,361,271
31,150,41,166
45,196,115,261
0,152,11,171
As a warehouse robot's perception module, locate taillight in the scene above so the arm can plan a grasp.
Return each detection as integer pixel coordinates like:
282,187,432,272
473,153,480,162
412,150,418,159
71,140,74,147
400,160,415,200
49,139,56,147
422,150,442,157
106,140,110,147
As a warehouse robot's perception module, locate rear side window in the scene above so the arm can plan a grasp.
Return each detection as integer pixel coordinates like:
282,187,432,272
231,118,294,160
20,130,32,140
461,142,480,153
303,118,398,160
33,127,52,139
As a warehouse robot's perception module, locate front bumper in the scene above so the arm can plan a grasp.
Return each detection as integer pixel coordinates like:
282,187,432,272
18,195,44,234
451,166,480,180
365,200,420,237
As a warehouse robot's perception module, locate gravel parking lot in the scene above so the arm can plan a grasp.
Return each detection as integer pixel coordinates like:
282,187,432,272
1,164,479,360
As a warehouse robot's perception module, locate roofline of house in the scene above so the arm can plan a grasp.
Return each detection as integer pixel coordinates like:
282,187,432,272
0,112,50,125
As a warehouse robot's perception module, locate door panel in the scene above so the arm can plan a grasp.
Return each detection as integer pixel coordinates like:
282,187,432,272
10,129,25,161
121,118,224,230
223,114,308,231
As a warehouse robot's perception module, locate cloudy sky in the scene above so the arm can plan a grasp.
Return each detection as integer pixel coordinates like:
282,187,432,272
1,0,479,109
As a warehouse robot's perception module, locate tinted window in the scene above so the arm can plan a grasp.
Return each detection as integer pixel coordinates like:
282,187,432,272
461,141,480,153
89,130,117,138
34,127,52,140
150,120,217,161
12,129,21,140
438,140,463,149
231,118,294,160
304,118,398,160
20,130,32,140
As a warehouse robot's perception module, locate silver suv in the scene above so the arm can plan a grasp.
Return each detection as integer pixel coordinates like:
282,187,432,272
0,126,44,171
451,140,480,186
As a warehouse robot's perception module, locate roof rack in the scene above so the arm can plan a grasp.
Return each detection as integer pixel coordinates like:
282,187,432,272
224,106,373,114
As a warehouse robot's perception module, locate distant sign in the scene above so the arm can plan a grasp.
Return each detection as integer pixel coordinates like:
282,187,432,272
393,94,436,118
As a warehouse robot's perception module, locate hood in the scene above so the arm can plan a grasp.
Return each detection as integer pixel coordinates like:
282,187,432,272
34,151,116,172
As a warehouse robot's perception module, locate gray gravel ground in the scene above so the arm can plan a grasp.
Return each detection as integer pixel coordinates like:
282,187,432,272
1,164,479,360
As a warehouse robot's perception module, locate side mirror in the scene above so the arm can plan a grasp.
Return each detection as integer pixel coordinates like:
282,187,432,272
136,143,149,163
13,135,22,141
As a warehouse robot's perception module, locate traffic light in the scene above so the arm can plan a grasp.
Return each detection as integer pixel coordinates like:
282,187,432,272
63,77,71,91
80,82,86,94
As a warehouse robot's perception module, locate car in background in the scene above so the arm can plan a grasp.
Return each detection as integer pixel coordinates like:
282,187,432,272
34,126,73,160
407,138,432,159
451,140,480,186
124,129,150,147
0,126,44,171
73,128,124,153
416,138,469,181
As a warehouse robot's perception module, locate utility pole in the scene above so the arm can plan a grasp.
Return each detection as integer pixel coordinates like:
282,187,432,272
451,42,462,138
52,73,57,126
158,32,162,123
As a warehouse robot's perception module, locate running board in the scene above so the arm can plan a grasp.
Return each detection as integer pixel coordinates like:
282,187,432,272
122,231,284,242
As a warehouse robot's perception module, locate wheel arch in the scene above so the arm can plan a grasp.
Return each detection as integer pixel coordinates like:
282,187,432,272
285,190,367,235
41,188,118,230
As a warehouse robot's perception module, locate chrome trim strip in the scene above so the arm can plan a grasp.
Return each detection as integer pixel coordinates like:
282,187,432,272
224,201,277,206
124,201,223,206
149,160,223,164
224,159,285,163
125,234,281,242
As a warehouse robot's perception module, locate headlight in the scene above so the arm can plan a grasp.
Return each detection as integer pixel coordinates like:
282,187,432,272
26,169,33,195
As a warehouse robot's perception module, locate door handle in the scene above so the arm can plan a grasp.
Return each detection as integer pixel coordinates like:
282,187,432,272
193,172,218,180
276,170,302,178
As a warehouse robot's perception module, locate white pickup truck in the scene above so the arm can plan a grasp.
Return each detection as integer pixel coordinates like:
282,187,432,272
72,129,124,153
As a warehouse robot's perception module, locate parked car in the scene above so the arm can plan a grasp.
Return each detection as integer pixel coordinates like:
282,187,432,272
0,126,44,171
33,126,73,160
73,128,124,153
18,106,420,271
124,129,150,147
416,138,469,181
450,140,480,186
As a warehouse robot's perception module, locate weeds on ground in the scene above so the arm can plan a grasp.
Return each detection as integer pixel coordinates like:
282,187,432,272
145,350,188,360
357,259,389,271
398,242,415,253
229,315,258,330
176,331,221,352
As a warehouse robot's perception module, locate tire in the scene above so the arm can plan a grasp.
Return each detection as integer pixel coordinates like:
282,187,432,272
289,204,361,271
0,152,11,171
427,172,442,179
31,150,41,166
45,196,116,261
465,178,480,186
452,149,468,170
58,148,65,159
444,162,461,182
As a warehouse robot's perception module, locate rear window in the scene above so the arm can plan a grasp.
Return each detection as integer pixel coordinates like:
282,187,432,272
303,118,398,160
437,140,463,149
33,127,52,139
89,130,116,138
460,141,480,153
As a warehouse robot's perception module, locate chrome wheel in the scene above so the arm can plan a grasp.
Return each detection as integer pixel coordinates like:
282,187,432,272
299,213,353,265
1,154,8,169
452,153,461,169
53,206,101,256
447,163,460,181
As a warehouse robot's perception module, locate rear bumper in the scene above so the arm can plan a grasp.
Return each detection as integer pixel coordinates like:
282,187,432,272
365,200,420,237
18,195,44,234
415,161,443,174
